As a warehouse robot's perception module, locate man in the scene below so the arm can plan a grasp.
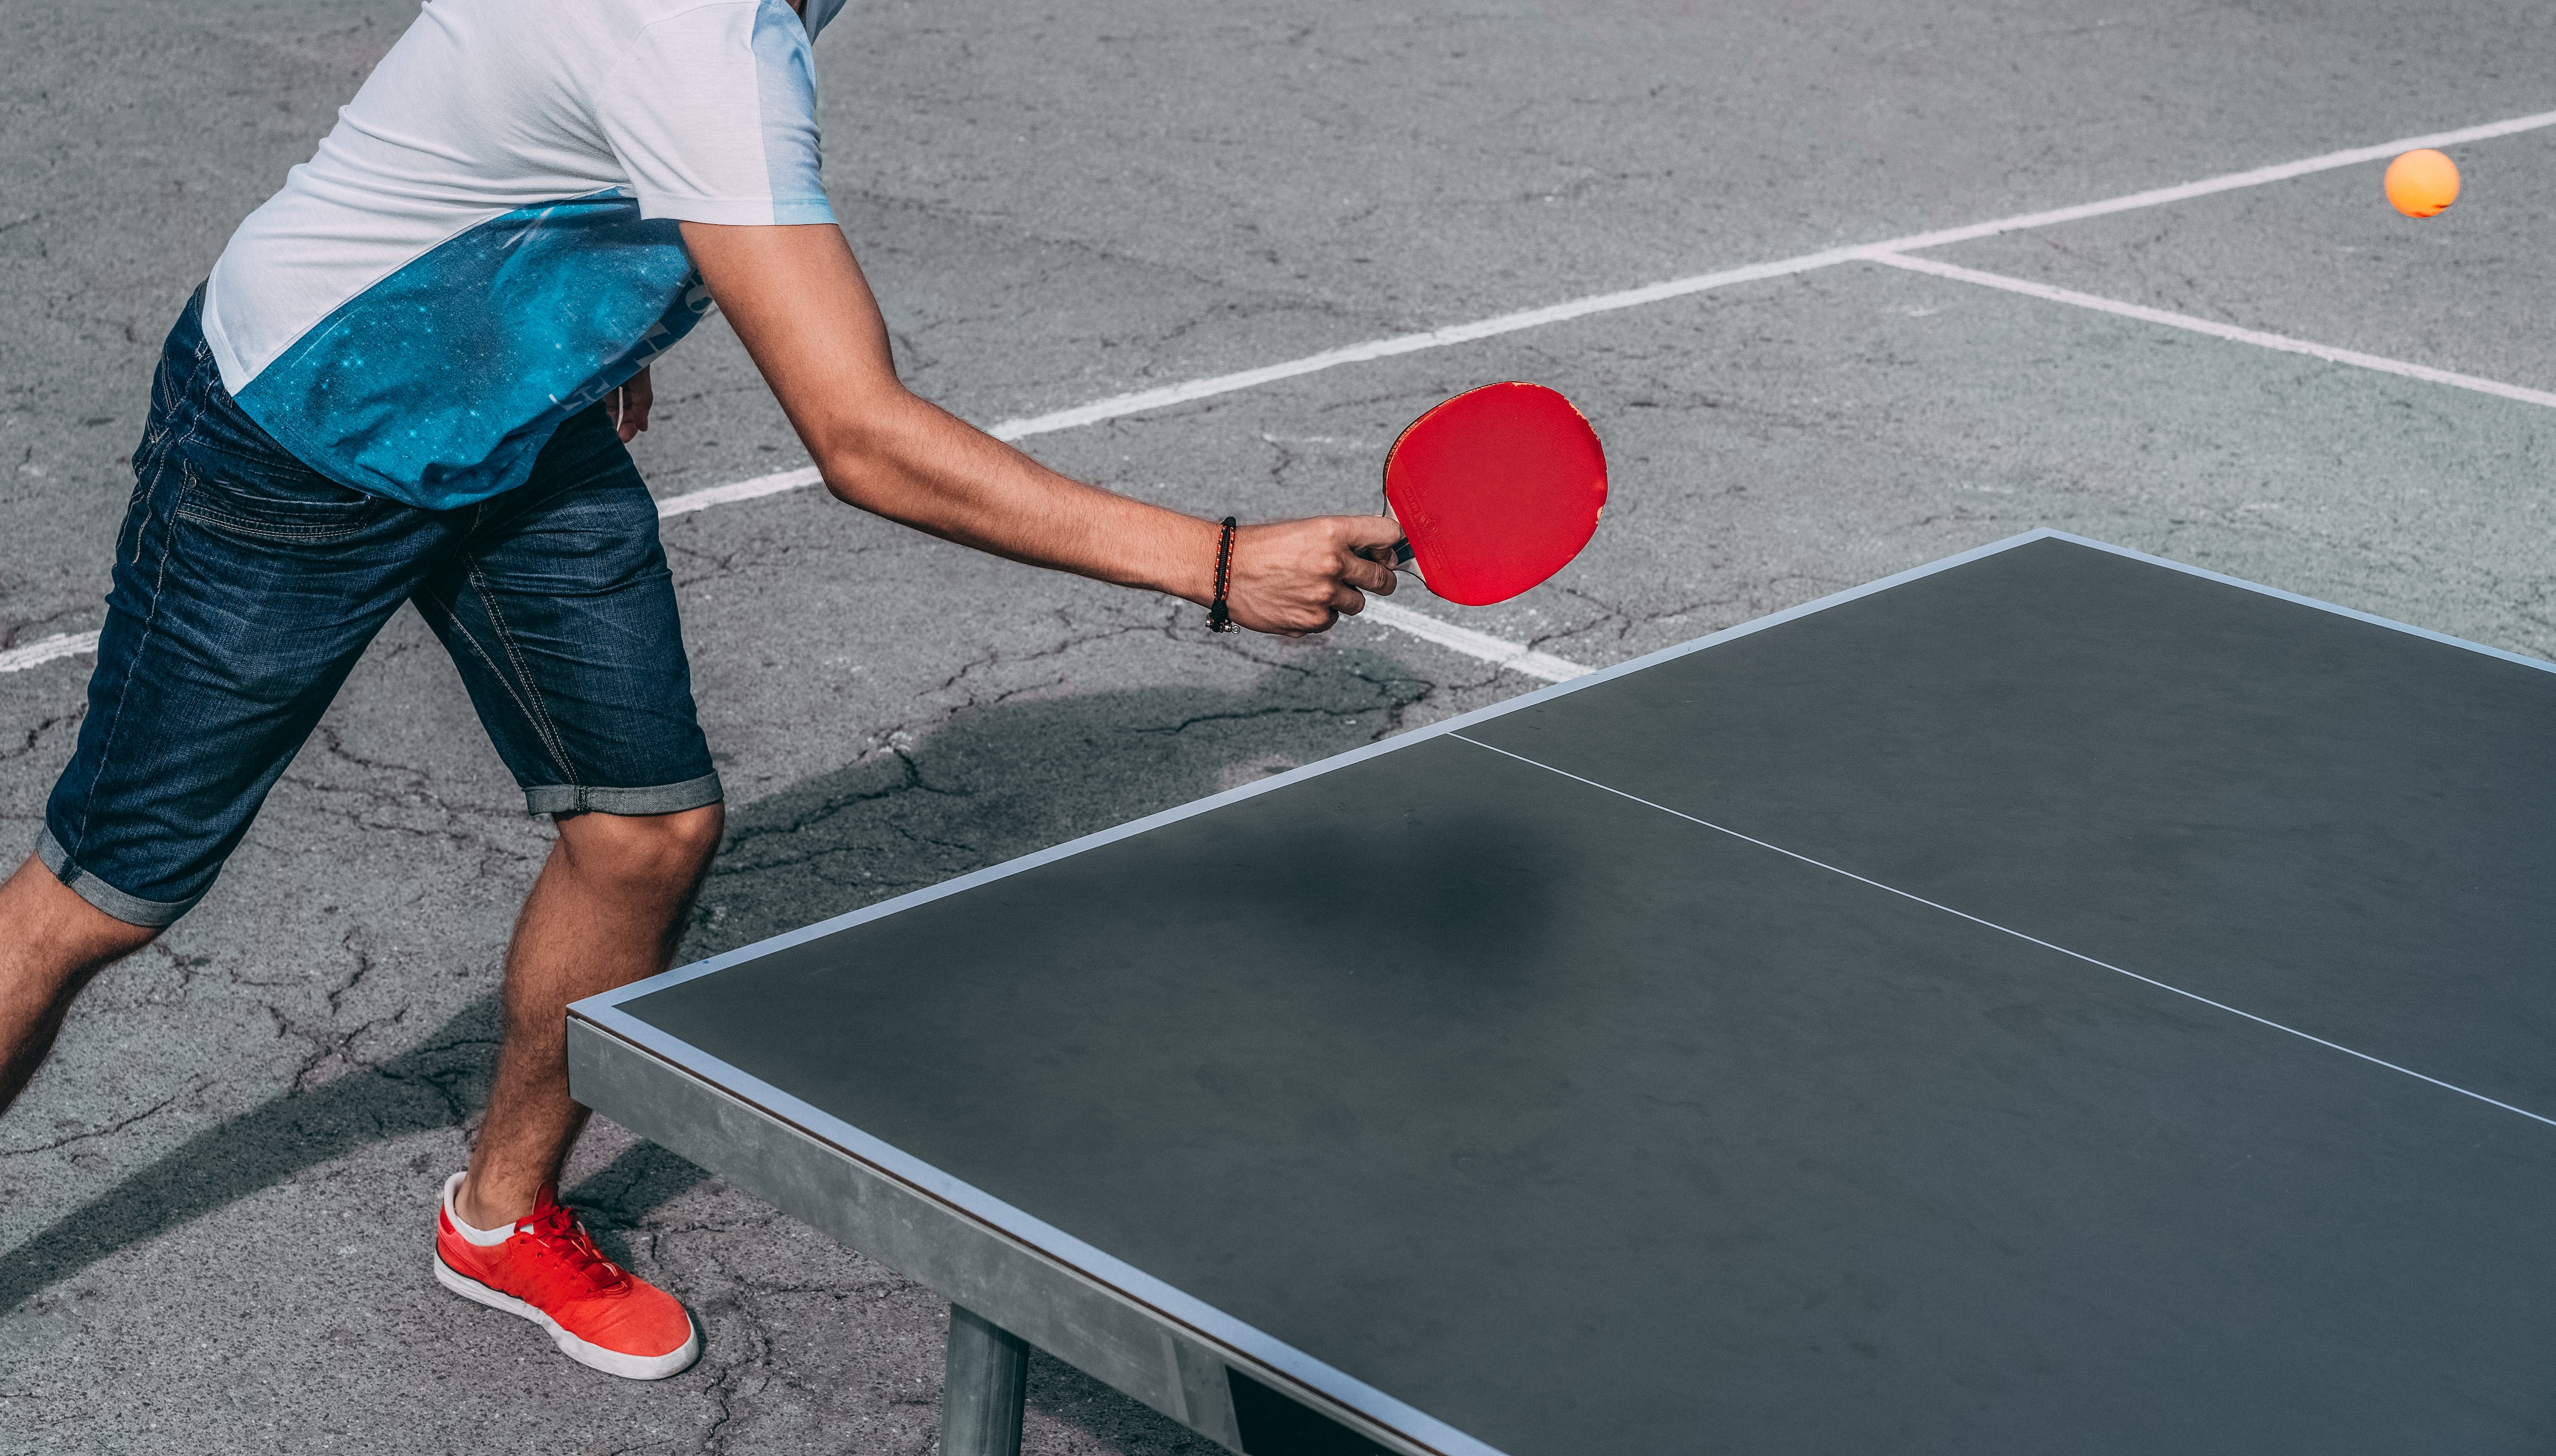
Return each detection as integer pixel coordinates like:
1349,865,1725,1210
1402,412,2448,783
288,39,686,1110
0,0,1398,1380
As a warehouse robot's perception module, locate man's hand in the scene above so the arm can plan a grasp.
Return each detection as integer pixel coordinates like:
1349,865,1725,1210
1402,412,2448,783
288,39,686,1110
677,220,1395,632
609,366,653,443
1225,518,1402,635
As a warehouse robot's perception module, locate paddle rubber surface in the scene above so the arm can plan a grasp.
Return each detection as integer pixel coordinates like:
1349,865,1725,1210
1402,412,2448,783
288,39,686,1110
1382,382,1606,606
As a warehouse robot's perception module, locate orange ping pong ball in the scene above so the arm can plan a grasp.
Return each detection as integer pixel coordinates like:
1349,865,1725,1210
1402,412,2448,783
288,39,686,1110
2384,148,2460,218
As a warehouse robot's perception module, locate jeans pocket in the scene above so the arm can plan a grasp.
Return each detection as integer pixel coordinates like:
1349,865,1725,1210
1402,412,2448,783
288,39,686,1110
174,459,389,544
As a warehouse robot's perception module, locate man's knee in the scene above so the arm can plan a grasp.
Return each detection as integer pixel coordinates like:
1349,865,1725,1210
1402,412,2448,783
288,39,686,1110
554,803,724,892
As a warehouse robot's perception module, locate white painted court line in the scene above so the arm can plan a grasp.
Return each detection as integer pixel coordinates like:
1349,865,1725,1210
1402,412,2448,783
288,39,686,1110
646,247,1875,524
1865,251,2556,408
969,108,2556,443
1358,599,1590,682
0,631,101,674
652,105,2556,527
637,107,2556,678
972,248,1876,443
21,108,2556,678
1872,108,2556,254
1450,732,2556,1134
656,465,821,518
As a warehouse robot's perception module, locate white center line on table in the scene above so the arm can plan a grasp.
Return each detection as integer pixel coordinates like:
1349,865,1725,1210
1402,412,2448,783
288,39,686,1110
1450,731,2556,1133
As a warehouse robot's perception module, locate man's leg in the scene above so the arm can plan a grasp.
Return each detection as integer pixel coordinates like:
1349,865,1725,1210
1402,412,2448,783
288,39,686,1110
0,856,162,1113
15,289,433,1122
414,404,721,1377
452,802,723,1229
416,403,726,1228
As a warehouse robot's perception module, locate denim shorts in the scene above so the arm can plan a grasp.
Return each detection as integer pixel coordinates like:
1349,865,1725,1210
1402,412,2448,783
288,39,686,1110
39,288,721,927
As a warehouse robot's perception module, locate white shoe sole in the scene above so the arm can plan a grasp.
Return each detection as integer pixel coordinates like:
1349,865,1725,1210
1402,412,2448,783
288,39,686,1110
434,1255,700,1380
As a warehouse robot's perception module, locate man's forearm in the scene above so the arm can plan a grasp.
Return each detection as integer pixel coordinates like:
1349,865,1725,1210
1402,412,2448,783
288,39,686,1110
807,385,1222,605
681,218,1398,635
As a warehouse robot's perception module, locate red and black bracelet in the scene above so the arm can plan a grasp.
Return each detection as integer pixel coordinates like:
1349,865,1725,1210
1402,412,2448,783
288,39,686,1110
1206,516,1238,633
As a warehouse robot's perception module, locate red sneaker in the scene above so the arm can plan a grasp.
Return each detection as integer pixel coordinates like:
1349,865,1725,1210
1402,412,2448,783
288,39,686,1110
432,1172,699,1379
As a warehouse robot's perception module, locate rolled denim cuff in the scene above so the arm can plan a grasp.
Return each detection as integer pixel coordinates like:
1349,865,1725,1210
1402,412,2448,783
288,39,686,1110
523,769,723,818
36,826,200,928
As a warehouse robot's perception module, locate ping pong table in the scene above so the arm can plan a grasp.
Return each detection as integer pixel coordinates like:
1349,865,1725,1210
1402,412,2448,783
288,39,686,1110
567,530,2555,1454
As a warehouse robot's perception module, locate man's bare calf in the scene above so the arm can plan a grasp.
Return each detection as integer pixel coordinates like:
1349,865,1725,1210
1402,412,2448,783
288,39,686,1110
0,803,722,1233
455,802,723,1229
0,855,163,1112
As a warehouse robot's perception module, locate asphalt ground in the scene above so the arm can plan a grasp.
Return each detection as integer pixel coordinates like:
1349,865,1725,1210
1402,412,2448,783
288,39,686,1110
4,1,2552,1451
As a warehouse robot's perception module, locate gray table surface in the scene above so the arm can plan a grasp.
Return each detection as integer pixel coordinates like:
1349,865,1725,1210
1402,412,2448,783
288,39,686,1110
597,535,2556,1455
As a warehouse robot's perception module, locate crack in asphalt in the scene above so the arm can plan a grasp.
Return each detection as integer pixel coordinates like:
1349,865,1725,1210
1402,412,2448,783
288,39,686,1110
712,747,951,861
271,724,546,882
269,996,416,1095
1129,702,1357,735
325,925,375,1018
0,604,90,650
1,711,76,765
928,614,1171,698
0,1085,196,1158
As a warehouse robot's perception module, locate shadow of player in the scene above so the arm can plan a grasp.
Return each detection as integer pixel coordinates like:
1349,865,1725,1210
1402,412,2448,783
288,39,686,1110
2,648,1432,1312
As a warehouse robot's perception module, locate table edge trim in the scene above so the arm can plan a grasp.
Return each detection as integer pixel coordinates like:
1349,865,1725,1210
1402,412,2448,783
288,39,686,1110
570,1003,1511,1456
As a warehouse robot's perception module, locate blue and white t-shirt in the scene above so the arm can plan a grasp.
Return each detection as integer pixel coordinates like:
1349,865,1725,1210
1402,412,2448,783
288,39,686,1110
202,0,848,510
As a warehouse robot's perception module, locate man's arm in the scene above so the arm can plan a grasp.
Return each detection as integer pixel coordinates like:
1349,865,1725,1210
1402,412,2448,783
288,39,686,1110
678,221,1398,635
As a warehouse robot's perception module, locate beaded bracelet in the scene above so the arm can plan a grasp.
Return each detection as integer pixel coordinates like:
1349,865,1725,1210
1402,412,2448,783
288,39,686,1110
1206,516,1238,633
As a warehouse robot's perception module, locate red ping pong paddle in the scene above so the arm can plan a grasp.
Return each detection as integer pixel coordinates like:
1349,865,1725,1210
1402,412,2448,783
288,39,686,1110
1378,382,1607,607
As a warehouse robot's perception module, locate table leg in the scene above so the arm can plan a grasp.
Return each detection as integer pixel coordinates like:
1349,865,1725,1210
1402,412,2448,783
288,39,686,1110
942,1303,1029,1456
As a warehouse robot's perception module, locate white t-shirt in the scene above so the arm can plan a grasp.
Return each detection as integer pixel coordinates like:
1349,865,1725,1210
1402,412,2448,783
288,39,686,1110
202,0,846,510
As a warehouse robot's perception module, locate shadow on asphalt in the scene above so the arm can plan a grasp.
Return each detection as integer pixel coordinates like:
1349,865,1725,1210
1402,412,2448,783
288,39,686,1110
4,649,1431,1311
0,991,503,1313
